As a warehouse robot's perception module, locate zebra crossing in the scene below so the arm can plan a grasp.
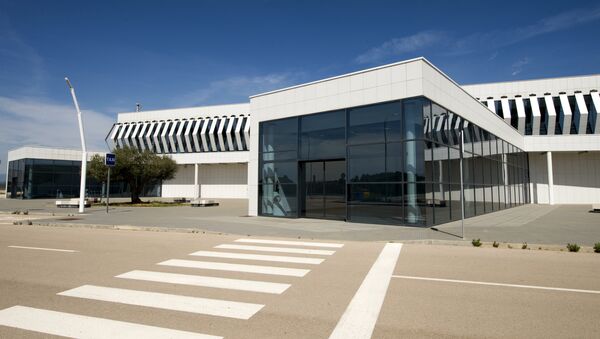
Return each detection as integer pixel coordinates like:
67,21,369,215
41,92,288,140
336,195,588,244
0,238,344,338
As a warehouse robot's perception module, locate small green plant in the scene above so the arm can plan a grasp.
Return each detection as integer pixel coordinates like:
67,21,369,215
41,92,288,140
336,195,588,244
507,244,513,249
566,243,580,252
594,243,600,253
492,241,499,248
522,242,528,250
27,220,32,225
22,210,29,215
472,238,482,247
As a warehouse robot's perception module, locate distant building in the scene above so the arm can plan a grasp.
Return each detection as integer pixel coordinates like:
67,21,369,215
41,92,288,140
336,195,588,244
4,146,159,199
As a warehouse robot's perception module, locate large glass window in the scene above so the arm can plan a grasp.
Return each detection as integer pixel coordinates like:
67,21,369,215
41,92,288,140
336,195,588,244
6,158,151,199
261,117,298,153
403,98,426,140
348,102,402,144
257,96,530,226
300,110,345,160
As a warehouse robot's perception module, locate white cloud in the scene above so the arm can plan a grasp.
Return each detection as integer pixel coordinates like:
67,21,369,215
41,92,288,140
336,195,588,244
447,6,600,55
174,72,305,107
355,31,443,64
355,5,600,63
0,96,115,174
511,57,531,76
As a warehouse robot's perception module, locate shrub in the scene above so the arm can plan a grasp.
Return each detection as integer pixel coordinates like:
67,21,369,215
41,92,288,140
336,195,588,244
492,241,499,248
566,243,580,252
507,244,513,249
594,243,600,253
522,242,528,250
472,239,482,247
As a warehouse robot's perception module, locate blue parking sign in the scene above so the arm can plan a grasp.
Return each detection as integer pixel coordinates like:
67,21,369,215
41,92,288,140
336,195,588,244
105,153,116,167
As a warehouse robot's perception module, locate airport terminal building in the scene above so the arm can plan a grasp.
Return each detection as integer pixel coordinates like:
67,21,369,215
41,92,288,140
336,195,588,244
6,58,600,226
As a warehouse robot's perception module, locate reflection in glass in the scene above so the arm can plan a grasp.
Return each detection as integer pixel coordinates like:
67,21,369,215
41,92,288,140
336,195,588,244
260,184,297,217
261,118,298,153
300,110,345,160
348,102,402,144
261,161,297,184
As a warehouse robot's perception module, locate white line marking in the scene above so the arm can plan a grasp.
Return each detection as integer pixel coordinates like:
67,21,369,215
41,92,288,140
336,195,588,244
235,238,344,248
392,275,600,295
216,244,335,256
116,270,290,294
329,243,403,339
0,305,221,339
158,259,310,277
189,250,324,265
8,245,77,253
58,285,263,319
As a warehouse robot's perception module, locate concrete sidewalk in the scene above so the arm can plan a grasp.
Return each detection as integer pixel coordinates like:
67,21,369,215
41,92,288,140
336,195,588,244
1,198,599,246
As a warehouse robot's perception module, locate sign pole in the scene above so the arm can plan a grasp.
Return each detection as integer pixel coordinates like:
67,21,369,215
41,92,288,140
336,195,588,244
104,153,116,213
106,167,111,213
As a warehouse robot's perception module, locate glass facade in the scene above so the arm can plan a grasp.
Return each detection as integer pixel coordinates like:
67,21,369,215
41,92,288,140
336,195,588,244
6,159,160,199
259,96,530,227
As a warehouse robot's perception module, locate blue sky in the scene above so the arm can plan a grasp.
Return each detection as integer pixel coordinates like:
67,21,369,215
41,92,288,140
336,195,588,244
1,0,600,176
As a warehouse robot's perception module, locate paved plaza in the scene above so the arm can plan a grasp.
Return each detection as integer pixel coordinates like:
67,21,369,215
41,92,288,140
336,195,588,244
0,198,599,246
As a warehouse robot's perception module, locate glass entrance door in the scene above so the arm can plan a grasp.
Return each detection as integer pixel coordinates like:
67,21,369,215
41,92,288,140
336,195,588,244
301,160,346,220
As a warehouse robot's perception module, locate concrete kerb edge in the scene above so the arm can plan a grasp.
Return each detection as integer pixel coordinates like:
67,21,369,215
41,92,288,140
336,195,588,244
14,222,597,252
21,221,228,236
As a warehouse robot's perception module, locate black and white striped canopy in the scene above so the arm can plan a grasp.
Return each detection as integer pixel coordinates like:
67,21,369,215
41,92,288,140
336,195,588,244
105,115,250,153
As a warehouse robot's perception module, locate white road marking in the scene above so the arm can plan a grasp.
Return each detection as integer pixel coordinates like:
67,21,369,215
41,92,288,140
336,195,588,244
329,243,403,339
392,275,600,295
0,305,221,339
216,244,335,256
189,250,324,265
58,285,264,319
235,238,344,248
116,270,291,294
158,259,310,277
8,245,77,253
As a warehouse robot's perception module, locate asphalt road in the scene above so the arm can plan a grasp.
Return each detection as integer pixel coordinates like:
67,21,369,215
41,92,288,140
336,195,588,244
0,224,599,338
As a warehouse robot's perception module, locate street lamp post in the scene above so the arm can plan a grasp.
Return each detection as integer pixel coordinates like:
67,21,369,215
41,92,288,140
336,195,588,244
65,77,87,213
459,128,465,240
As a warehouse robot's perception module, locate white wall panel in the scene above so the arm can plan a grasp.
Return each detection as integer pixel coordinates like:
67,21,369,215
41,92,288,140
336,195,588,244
529,151,600,204
161,163,248,199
